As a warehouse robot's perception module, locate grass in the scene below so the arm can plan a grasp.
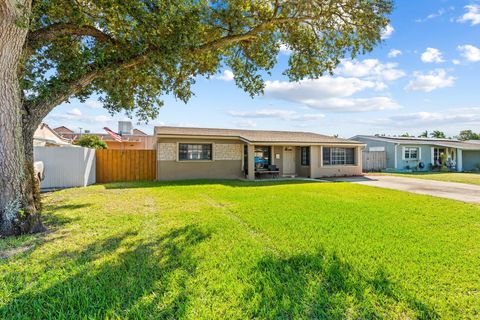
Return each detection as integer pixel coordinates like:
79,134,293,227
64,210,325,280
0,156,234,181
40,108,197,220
369,172,480,185
1,180,479,319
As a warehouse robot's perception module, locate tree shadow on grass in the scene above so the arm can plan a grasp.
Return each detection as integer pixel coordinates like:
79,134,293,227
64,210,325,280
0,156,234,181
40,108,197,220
0,204,85,259
245,249,439,319
0,225,210,319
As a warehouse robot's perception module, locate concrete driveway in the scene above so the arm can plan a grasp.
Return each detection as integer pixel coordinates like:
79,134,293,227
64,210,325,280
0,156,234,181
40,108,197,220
325,175,480,203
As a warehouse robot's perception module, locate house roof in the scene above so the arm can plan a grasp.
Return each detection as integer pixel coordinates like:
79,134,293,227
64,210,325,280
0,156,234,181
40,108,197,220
132,128,147,135
352,135,480,150
155,126,361,145
53,126,74,133
34,123,71,146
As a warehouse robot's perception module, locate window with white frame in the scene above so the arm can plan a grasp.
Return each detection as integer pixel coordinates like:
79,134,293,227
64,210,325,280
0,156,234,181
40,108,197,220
403,147,419,160
323,147,355,165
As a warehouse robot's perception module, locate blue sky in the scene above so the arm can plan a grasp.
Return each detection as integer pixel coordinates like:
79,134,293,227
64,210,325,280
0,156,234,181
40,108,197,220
45,0,480,138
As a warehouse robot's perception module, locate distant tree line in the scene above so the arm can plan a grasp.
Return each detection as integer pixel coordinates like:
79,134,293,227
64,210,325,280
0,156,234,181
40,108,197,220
375,130,480,141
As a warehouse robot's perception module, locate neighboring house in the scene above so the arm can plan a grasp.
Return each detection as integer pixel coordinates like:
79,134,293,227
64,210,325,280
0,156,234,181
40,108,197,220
53,125,75,136
34,123,72,147
54,121,155,150
155,126,364,180
351,135,480,172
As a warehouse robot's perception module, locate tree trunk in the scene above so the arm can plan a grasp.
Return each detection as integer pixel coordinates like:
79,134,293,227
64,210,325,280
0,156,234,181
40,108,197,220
0,0,44,236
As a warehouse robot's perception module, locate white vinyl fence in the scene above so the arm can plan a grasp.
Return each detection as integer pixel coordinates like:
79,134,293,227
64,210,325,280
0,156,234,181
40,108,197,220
34,146,96,190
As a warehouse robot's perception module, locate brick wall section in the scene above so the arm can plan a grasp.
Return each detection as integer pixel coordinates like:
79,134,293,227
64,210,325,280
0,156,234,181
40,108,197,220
158,143,176,161
214,144,242,160
158,143,242,161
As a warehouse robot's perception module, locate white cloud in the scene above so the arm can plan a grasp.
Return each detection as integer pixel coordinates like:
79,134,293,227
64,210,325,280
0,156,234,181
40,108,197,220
216,70,234,81
381,24,394,40
232,120,257,128
416,7,454,23
279,43,293,55
388,49,402,58
303,97,400,112
264,77,400,113
420,48,444,63
452,59,461,65
49,111,111,124
458,44,480,62
338,59,405,81
67,108,82,116
265,77,377,101
357,108,480,128
405,69,455,92
228,109,325,121
458,4,480,25
84,99,103,109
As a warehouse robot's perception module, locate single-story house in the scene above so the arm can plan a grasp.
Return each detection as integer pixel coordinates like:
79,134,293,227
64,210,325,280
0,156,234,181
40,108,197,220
155,126,364,180
351,135,480,172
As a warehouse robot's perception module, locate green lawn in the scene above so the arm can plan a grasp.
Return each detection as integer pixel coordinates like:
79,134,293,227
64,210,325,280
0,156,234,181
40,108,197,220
369,172,480,185
1,180,479,319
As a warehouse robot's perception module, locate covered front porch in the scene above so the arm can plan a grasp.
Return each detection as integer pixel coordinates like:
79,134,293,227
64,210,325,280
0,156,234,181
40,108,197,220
243,144,363,180
243,145,305,180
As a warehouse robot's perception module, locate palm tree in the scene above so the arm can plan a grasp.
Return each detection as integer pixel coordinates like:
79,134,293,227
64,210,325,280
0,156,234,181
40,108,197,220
430,130,446,139
418,130,428,138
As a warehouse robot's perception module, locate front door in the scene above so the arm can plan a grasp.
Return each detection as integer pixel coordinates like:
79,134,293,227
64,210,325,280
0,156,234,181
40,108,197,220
283,147,295,176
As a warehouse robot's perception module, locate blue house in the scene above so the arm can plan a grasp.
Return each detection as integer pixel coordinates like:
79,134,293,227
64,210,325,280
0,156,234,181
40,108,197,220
351,135,480,172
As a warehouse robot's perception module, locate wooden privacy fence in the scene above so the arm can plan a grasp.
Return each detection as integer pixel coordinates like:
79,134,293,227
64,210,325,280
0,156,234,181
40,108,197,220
96,149,156,183
362,151,387,172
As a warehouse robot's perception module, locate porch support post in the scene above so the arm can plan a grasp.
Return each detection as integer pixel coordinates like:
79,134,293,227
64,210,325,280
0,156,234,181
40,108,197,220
247,144,255,180
310,146,319,178
457,149,463,172
271,145,274,165
356,146,362,167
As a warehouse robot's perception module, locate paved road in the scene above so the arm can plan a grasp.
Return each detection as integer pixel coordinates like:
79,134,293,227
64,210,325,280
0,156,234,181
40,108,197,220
325,175,480,203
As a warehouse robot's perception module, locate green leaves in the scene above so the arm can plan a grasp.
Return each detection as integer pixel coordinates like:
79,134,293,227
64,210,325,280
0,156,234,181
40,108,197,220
25,0,392,121
75,134,108,149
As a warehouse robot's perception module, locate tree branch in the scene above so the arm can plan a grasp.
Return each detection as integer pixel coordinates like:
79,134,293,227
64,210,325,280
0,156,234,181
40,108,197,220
27,23,116,47
26,15,316,125
26,50,151,125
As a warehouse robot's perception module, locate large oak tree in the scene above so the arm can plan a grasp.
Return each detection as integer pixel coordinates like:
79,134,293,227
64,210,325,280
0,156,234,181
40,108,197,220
0,0,392,236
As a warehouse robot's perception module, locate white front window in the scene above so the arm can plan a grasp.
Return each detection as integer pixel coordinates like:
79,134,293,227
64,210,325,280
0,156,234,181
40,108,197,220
404,147,419,160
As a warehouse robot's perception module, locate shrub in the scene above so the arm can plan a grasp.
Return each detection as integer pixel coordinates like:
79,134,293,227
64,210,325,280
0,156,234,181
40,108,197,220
75,135,108,149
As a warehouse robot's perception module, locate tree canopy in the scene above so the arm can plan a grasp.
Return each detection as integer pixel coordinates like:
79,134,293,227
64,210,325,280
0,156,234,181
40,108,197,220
430,130,446,139
457,130,480,141
75,134,108,149
24,0,393,124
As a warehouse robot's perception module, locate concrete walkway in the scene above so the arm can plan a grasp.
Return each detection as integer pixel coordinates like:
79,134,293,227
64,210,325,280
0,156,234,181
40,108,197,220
326,175,480,203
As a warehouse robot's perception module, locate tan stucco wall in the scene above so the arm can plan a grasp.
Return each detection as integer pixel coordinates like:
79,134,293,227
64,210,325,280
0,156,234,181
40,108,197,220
157,160,243,180
156,137,244,180
309,145,363,178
